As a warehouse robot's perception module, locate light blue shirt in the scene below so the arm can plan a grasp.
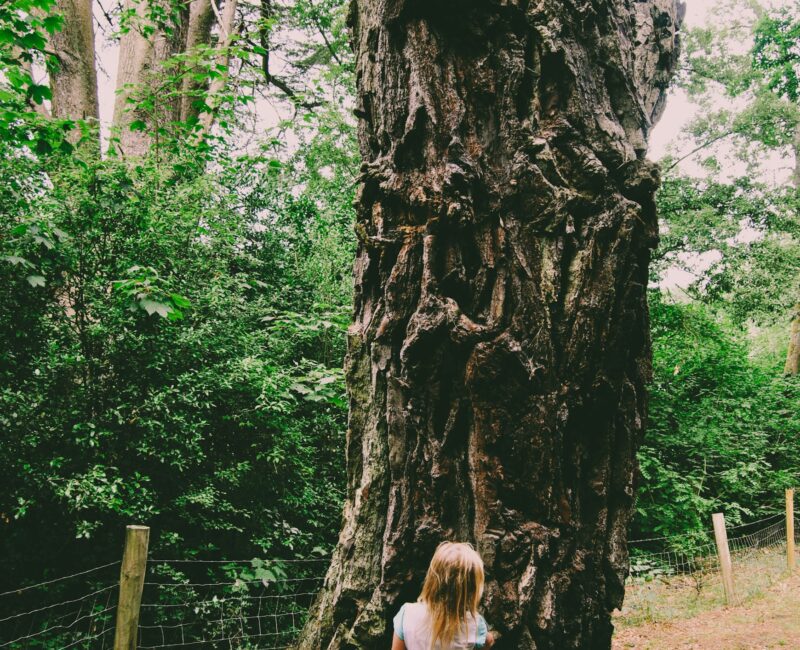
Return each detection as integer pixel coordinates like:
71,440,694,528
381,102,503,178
393,602,489,648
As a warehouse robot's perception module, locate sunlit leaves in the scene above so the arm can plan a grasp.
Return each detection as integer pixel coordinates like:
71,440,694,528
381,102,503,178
0,0,64,147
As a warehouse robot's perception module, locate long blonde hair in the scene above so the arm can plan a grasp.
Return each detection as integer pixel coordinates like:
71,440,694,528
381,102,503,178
418,542,485,649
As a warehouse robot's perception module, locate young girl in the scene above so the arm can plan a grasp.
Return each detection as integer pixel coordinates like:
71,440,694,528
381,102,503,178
391,542,495,649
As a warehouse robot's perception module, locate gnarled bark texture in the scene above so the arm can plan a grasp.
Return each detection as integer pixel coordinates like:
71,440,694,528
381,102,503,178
48,0,99,129
297,1,682,648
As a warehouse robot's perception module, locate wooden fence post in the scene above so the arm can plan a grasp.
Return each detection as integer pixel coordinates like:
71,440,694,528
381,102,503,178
787,488,795,572
114,525,150,650
712,512,736,605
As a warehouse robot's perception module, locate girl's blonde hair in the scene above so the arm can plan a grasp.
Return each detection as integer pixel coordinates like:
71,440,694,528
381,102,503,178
418,542,485,649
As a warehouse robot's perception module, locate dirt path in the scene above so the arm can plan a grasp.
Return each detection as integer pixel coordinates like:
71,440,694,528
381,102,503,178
613,573,800,649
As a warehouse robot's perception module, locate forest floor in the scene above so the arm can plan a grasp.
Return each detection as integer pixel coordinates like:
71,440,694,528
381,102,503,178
613,570,800,649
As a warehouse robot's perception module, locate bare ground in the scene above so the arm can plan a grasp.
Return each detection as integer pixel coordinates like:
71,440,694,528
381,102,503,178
613,572,800,649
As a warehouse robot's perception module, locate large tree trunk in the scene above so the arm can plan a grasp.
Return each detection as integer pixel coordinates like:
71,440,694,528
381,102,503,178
297,1,681,649
48,0,99,135
111,0,189,156
784,125,800,375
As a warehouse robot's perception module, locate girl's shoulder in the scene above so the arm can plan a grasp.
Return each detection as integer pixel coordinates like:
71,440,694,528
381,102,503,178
394,601,428,623
393,601,428,642
393,602,489,648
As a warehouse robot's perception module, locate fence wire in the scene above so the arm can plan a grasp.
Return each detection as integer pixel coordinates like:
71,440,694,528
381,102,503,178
2,512,795,646
620,512,797,625
136,557,329,649
0,562,120,649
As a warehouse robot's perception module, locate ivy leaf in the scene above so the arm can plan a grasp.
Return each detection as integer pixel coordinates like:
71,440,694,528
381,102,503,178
26,275,45,287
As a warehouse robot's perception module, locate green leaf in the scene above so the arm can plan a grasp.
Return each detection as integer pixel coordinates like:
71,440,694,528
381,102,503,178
28,84,51,105
170,293,191,308
3,255,32,267
34,138,52,154
26,275,45,287
42,15,64,34
139,298,171,318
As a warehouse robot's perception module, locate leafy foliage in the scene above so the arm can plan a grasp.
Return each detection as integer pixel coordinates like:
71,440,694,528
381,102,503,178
637,0,800,544
0,138,355,582
635,295,800,540
0,0,358,582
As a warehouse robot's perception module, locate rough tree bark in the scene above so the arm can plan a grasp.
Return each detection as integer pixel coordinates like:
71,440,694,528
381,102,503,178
783,124,800,375
111,0,190,156
296,1,681,649
48,0,99,133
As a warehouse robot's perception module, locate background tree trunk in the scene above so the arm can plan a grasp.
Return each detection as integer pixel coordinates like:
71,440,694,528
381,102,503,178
783,125,800,375
179,0,214,123
296,1,681,648
48,0,99,135
197,0,238,135
111,0,189,156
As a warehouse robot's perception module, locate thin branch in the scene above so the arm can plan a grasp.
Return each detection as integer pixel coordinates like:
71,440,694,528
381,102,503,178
665,130,736,172
94,0,116,30
209,0,224,30
308,0,343,66
242,36,322,110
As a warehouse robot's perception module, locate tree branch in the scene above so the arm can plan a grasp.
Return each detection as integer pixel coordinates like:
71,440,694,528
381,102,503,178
308,0,343,66
665,130,736,172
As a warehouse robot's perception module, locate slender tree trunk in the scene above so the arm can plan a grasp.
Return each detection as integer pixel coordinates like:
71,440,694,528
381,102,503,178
197,0,238,135
296,1,681,649
48,0,99,138
784,124,800,375
111,0,189,156
786,306,800,375
179,0,214,123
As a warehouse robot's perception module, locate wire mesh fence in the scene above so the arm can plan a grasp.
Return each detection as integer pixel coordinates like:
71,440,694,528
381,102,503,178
619,512,797,625
2,504,797,647
136,557,328,649
0,561,120,649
